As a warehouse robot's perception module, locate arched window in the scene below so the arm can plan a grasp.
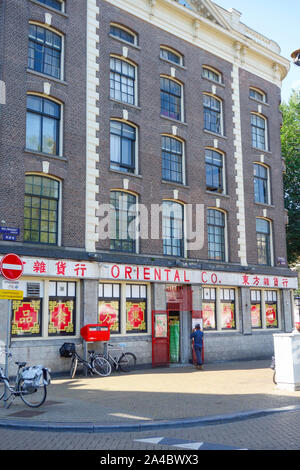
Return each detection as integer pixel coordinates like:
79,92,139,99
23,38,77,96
110,24,137,45
110,120,137,173
162,136,184,184
26,94,62,156
202,66,222,84
205,148,225,193
251,113,268,150
110,56,137,105
37,0,64,11
256,218,272,265
249,87,266,103
28,23,63,80
203,94,223,135
207,209,226,261
253,163,270,204
162,201,184,257
24,175,60,245
160,46,183,66
160,76,183,121
110,191,138,253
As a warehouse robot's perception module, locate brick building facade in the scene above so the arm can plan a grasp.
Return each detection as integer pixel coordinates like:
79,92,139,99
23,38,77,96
0,0,297,373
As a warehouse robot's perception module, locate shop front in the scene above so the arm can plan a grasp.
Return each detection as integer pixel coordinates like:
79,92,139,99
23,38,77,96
0,256,298,373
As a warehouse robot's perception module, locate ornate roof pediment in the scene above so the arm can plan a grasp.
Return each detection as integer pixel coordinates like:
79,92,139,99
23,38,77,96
174,0,230,29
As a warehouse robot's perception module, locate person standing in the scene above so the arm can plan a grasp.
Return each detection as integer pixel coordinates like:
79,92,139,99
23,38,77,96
190,324,204,370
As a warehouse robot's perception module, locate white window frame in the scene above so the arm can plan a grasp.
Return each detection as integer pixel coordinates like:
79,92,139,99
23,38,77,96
253,162,271,205
203,93,224,136
251,113,268,151
160,46,183,66
28,21,65,82
202,66,222,84
110,55,138,107
110,23,138,46
249,87,266,103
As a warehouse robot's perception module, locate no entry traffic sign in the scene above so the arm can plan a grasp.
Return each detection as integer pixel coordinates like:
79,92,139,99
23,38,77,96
0,253,24,280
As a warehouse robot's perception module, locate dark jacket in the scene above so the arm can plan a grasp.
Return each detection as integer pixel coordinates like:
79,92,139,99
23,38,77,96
190,329,203,347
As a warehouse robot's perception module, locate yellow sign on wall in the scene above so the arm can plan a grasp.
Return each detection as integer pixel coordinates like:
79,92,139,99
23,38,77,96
0,289,23,300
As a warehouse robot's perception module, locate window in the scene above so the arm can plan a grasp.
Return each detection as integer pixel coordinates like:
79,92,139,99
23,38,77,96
207,209,226,261
202,66,222,84
37,0,64,11
110,191,137,253
160,47,183,65
11,280,79,339
110,120,136,173
110,57,136,105
110,24,136,45
265,291,278,328
202,287,216,330
251,114,267,150
251,289,279,329
26,95,61,156
162,136,183,183
251,290,262,328
162,201,184,257
24,175,59,245
12,284,43,337
48,281,76,336
160,77,183,121
254,163,269,204
250,88,266,103
205,149,224,193
126,284,147,333
256,218,272,265
99,283,121,334
28,24,62,79
220,289,236,329
203,94,222,135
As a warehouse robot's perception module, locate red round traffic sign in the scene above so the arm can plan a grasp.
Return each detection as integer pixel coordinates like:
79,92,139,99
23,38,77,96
0,253,24,280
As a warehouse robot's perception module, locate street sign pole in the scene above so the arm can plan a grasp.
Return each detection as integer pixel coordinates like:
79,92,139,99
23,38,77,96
3,299,11,407
0,253,24,408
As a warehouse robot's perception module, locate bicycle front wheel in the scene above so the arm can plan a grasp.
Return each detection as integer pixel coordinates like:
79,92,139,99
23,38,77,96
70,356,78,379
18,379,47,408
92,357,112,377
119,352,136,372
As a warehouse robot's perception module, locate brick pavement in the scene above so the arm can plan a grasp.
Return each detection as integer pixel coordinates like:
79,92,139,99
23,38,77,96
1,360,300,432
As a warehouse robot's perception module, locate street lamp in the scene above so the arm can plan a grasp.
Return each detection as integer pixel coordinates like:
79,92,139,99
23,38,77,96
291,49,300,66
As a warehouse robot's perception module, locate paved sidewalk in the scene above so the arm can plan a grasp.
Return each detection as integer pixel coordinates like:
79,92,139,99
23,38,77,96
1,360,300,432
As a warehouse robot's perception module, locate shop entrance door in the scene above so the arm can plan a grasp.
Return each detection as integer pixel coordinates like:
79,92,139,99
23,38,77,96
152,310,169,367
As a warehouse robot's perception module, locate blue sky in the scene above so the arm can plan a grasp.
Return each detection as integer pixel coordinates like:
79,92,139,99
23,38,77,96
213,0,300,103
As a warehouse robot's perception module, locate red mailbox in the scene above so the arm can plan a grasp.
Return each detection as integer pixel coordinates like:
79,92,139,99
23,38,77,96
80,323,110,342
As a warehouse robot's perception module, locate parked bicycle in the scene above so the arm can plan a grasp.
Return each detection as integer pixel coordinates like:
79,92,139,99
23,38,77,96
0,353,50,408
103,343,136,372
59,343,111,379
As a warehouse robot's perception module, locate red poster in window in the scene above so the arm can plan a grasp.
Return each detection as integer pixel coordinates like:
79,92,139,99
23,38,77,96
126,302,146,331
12,300,40,336
202,303,215,329
49,301,73,333
99,301,119,332
266,304,277,327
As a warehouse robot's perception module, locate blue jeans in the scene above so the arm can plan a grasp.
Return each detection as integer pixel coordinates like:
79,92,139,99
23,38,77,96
194,345,202,365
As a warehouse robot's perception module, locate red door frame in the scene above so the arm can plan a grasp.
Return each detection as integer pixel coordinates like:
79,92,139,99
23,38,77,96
152,310,170,367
